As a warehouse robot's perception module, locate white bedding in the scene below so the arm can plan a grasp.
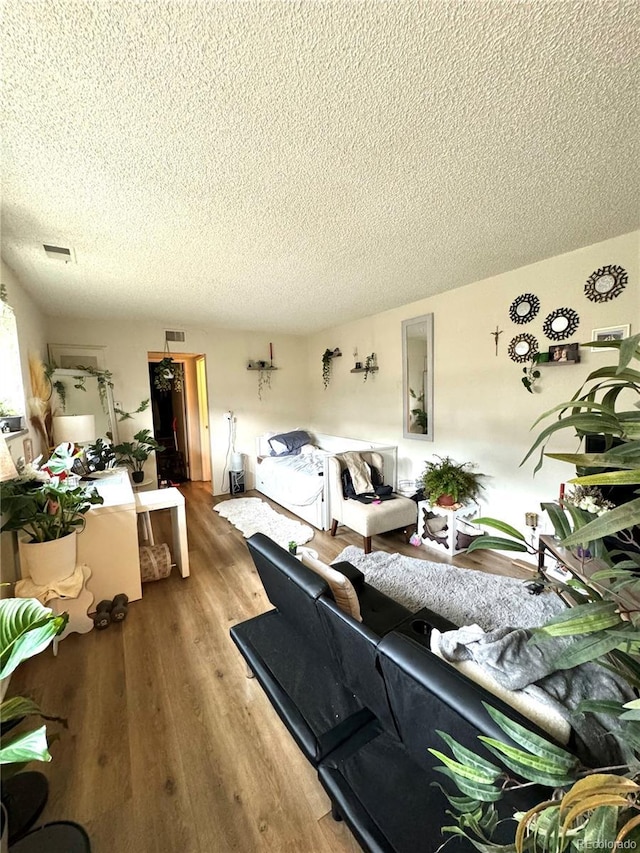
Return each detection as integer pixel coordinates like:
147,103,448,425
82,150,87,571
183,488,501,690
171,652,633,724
258,449,328,506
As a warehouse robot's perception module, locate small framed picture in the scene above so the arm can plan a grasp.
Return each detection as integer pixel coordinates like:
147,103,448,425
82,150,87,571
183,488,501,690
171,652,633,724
548,342,580,364
48,343,106,370
22,437,33,463
591,325,631,351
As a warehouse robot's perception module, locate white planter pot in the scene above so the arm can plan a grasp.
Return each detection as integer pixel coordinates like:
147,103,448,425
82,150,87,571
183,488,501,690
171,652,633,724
21,532,77,585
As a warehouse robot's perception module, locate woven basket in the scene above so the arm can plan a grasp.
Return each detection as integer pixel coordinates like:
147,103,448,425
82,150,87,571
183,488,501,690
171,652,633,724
139,544,172,583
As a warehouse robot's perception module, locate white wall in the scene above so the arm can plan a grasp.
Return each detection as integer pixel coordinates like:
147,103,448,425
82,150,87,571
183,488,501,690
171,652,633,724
306,231,639,536
1,261,49,458
43,318,309,494
1,261,50,586
6,230,639,527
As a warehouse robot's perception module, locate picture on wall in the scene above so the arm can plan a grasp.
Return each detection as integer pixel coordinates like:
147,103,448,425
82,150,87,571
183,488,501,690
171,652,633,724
590,325,631,351
548,343,580,364
48,343,106,370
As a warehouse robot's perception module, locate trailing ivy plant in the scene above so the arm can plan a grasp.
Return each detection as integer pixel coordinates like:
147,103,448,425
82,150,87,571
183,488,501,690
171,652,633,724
522,355,542,393
431,335,640,851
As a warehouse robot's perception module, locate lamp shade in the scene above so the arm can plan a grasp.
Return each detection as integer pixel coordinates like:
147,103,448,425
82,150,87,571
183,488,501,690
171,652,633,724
53,415,96,445
0,434,18,482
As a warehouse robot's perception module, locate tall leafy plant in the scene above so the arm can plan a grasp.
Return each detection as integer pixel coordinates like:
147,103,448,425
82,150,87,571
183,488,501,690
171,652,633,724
1,598,67,771
431,335,640,851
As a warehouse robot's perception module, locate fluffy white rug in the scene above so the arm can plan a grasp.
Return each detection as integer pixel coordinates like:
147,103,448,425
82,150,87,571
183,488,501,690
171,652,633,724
214,497,314,548
335,546,565,631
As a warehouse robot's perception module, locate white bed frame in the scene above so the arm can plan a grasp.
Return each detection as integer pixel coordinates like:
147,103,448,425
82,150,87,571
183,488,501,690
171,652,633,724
254,432,399,530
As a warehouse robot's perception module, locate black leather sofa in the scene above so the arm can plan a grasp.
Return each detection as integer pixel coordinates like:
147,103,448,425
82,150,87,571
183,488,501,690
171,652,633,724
230,534,551,852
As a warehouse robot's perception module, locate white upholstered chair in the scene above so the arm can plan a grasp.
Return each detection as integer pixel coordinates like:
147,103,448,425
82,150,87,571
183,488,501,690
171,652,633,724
327,452,417,554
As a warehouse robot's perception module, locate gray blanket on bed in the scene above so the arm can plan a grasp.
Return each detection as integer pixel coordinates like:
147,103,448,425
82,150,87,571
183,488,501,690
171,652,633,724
436,624,636,767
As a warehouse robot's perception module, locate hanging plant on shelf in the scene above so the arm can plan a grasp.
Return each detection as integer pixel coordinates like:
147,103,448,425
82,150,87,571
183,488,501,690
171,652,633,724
521,356,542,394
321,348,341,389
257,365,272,401
363,353,376,382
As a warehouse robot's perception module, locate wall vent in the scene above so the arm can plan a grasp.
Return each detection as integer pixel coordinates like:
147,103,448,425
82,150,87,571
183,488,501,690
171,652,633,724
43,244,75,263
165,329,186,343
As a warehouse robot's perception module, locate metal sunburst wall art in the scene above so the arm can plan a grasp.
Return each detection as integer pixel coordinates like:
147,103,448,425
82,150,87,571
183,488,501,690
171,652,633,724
508,333,539,363
543,307,580,341
509,293,540,324
584,264,628,303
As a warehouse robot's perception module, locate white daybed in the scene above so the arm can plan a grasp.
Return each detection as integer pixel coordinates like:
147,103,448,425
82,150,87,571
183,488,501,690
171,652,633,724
254,432,399,530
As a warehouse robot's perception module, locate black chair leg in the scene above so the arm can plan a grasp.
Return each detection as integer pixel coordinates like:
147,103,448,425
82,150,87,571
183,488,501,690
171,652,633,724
331,801,343,822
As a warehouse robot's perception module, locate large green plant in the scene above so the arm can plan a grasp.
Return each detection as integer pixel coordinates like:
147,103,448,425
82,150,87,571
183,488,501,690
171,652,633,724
113,428,163,473
0,449,104,543
431,335,640,851
0,598,67,771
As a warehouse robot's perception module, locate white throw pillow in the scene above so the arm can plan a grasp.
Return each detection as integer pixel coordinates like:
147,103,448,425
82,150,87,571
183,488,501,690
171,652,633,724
300,552,362,622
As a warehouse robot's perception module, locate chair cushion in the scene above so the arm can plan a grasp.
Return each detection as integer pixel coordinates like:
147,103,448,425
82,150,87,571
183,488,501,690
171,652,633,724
342,495,417,538
301,552,362,622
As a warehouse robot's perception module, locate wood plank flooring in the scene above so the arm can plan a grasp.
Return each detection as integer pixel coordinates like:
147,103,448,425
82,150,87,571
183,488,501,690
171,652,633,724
7,483,531,852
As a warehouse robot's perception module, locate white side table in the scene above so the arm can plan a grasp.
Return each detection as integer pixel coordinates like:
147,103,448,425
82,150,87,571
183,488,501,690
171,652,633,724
135,488,190,578
417,500,482,556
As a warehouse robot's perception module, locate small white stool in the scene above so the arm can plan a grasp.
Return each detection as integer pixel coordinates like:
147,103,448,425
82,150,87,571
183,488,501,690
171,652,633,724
49,565,95,655
134,488,190,578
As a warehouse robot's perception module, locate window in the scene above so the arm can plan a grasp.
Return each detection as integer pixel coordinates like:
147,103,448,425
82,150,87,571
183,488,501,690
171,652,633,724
0,293,26,423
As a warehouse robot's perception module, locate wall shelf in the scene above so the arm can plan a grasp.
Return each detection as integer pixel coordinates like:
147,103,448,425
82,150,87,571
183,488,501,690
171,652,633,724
247,366,278,371
350,367,378,374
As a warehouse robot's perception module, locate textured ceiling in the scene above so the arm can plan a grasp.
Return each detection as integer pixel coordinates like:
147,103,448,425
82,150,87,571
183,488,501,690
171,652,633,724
2,1,639,334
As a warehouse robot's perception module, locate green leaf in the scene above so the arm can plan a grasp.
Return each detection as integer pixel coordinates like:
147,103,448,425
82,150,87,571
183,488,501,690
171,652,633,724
522,413,624,468
551,631,623,669
471,518,527,541
536,601,621,636
428,749,498,784
0,599,67,680
0,696,43,722
466,536,529,554
482,705,578,769
435,731,503,782
577,699,627,716
568,468,640,486
619,334,640,371
478,737,577,786
561,498,640,547
546,452,640,469
433,766,503,803
0,725,51,765
540,502,571,540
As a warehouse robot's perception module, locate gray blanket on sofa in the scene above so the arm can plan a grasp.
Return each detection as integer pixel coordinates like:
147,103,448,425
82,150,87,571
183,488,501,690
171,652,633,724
436,624,636,767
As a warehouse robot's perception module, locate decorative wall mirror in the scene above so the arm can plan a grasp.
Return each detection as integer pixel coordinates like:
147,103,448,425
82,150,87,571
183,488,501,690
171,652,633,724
584,265,627,302
509,293,540,324
51,369,119,445
508,333,539,363
543,308,580,341
402,313,434,441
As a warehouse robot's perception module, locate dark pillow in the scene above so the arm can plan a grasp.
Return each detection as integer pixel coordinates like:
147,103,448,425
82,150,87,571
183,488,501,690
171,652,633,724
268,430,311,456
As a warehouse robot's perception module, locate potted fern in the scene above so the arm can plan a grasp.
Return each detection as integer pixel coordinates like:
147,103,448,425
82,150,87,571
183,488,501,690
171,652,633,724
420,455,485,507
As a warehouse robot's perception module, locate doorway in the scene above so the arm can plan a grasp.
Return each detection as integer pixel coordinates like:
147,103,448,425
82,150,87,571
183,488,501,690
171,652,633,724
147,352,211,485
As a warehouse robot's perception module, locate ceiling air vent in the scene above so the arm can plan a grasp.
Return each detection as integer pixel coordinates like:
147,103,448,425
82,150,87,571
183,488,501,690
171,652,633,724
43,244,75,263
165,329,186,343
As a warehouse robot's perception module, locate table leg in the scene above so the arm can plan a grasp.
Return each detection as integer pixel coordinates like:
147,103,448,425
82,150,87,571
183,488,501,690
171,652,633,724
170,504,190,577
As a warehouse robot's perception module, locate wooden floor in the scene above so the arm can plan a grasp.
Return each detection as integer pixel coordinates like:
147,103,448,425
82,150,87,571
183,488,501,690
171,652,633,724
8,483,531,853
